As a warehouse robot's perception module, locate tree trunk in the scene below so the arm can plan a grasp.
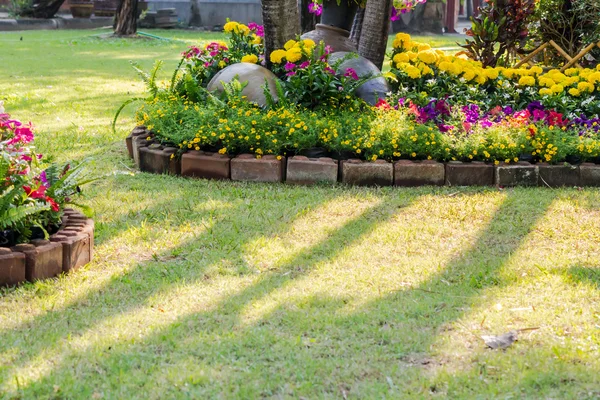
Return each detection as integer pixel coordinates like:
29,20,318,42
299,0,318,33
19,0,66,18
114,0,138,36
262,0,301,69
350,6,365,47
358,0,392,70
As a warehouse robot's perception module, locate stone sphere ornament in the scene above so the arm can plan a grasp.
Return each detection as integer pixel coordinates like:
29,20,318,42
207,63,280,107
329,52,391,105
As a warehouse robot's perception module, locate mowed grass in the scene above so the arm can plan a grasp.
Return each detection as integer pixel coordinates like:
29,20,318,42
0,29,600,399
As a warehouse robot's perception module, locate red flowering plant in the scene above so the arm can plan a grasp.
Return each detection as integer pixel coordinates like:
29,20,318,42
1,107,93,246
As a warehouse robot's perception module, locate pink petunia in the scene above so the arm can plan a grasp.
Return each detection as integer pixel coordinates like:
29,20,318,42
344,68,359,80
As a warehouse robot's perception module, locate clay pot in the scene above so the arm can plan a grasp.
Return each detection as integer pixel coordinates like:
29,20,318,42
321,0,359,31
207,63,280,107
301,24,358,53
69,0,93,18
329,52,391,105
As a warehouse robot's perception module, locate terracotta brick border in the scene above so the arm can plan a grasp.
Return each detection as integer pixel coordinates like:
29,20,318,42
0,208,95,287
126,126,600,188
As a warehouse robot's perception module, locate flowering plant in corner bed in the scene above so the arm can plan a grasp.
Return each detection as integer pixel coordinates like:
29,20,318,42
0,109,94,247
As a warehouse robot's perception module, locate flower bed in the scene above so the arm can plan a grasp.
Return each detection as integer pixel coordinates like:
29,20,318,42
121,25,600,186
1,107,95,286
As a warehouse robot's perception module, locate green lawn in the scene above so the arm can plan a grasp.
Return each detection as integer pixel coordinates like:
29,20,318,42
1,29,600,399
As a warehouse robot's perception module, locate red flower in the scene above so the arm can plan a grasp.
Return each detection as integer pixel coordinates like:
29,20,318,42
45,196,60,212
23,185,47,199
375,99,391,110
546,111,568,127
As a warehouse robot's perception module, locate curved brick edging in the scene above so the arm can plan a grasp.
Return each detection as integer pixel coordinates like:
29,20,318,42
127,126,600,188
0,208,94,287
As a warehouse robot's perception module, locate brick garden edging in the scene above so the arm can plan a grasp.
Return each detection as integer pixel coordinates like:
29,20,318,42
128,127,600,188
0,208,94,287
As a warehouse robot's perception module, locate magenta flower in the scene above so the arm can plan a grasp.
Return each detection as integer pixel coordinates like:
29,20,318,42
248,22,264,37
344,68,359,80
324,66,336,75
286,71,297,77
299,61,311,69
285,62,296,71
308,2,322,16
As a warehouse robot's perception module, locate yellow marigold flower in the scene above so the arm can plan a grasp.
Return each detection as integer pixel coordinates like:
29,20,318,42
251,34,262,45
285,47,302,63
284,40,297,50
578,81,594,93
223,21,238,33
301,39,316,49
421,65,434,76
568,88,581,97
503,69,516,79
486,68,499,80
406,51,418,61
270,49,286,64
539,88,552,96
463,70,476,81
518,76,535,86
393,52,410,65
565,68,578,76
538,77,555,87
530,66,543,75
241,54,258,64
438,61,453,72
417,43,431,51
393,32,411,49
417,50,437,65
404,65,421,79
218,60,226,68
475,74,487,85
589,72,600,85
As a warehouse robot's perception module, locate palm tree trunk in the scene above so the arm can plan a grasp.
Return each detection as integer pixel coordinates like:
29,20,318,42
114,0,138,36
262,0,301,68
358,0,393,70
350,6,365,47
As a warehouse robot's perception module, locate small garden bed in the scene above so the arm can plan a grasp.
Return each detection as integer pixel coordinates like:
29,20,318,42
0,109,95,286
129,125,600,188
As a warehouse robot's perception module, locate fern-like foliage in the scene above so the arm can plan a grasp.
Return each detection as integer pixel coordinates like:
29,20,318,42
0,182,50,231
131,60,163,97
220,77,249,100
113,61,165,134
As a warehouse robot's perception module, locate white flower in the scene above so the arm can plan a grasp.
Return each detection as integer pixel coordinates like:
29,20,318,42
0,101,4,114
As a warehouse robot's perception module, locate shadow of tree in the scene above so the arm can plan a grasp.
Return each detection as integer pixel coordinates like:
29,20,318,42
0,181,424,397
567,265,600,290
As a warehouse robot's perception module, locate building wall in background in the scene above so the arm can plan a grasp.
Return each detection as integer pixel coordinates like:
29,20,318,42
146,0,261,27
